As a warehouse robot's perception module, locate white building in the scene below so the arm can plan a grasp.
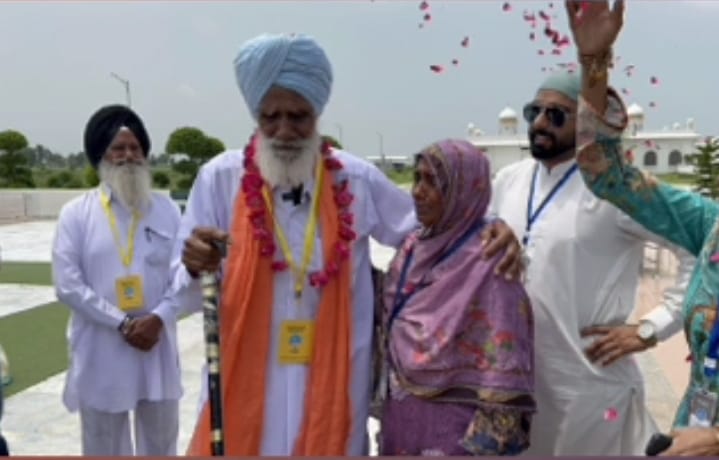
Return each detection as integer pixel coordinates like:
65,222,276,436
467,103,703,175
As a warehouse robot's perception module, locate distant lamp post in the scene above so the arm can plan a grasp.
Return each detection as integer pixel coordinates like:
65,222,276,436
110,72,132,107
335,123,344,145
377,132,386,172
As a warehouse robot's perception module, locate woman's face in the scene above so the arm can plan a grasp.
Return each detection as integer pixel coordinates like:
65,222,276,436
412,156,444,229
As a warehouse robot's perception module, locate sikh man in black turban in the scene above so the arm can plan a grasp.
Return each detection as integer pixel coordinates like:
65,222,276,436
51,105,184,456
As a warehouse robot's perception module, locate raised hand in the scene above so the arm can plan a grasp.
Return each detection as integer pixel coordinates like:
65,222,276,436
565,0,625,56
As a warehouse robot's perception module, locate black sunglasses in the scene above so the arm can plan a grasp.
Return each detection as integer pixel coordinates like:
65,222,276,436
523,103,574,128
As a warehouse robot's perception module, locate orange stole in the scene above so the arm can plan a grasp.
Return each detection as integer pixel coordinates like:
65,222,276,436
187,170,353,456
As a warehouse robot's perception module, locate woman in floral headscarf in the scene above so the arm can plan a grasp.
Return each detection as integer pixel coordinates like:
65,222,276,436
377,139,535,456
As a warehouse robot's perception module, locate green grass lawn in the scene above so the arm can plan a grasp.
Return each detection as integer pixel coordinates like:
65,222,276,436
0,302,69,396
656,173,696,187
0,260,69,396
0,261,53,285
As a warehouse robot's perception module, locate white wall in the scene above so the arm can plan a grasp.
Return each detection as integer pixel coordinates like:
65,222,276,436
0,189,171,221
632,137,700,174
484,145,531,174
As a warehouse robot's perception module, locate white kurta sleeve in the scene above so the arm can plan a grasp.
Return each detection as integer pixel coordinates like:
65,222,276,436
52,202,127,329
169,164,224,316
151,200,184,326
366,165,417,249
617,212,695,341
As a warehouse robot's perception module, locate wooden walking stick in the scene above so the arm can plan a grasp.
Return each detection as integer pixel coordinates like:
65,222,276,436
201,240,227,456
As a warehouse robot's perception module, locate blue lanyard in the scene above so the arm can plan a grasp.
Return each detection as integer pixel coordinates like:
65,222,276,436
703,299,719,379
387,219,486,332
523,163,579,246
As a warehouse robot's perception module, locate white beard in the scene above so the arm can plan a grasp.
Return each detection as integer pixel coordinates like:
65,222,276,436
98,159,152,211
256,132,321,188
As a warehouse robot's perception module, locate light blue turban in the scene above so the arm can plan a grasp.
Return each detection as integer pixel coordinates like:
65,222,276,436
536,69,581,102
233,33,333,119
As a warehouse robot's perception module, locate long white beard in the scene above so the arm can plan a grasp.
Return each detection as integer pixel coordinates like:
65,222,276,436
256,132,321,188
98,159,152,211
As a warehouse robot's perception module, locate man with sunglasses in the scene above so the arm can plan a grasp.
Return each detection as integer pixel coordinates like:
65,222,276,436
489,70,695,455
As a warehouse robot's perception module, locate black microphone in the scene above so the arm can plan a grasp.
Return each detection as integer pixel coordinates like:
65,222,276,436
645,433,673,456
281,184,304,206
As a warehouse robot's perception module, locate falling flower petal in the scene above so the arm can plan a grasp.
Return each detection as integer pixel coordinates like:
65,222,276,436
555,35,571,47
539,10,550,21
452,59,459,66
649,101,657,108
429,64,443,73
523,10,536,21
530,32,536,41
538,50,545,55
650,76,659,85
621,88,630,95
461,36,469,47
502,2,512,12
604,408,619,422
424,13,431,21
419,0,429,10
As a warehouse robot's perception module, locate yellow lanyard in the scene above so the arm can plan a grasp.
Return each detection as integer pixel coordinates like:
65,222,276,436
99,188,141,268
262,162,324,298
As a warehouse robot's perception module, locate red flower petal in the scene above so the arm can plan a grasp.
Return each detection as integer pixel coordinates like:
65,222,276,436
335,191,354,207
271,260,289,272
338,226,357,242
325,260,339,276
340,211,354,226
335,241,350,260
324,157,343,171
253,227,271,241
260,243,276,257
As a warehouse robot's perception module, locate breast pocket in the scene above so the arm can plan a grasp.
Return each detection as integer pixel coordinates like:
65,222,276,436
143,226,175,267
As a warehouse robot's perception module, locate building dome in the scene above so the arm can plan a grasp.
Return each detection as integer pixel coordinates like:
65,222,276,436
499,106,518,121
627,103,644,117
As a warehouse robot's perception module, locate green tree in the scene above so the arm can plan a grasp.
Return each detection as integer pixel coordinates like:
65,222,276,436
47,170,83,189
166,127,225,192
688,137,719,199
84,165,99,187
0,129,35,188
152,170,171,188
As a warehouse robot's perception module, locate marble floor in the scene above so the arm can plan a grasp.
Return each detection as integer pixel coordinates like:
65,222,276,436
0,220,682,455
0,220,57,263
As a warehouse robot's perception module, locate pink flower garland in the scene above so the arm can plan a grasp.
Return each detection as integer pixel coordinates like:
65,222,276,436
240,134,356,289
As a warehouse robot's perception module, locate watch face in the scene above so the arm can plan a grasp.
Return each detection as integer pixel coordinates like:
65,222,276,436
638,322,655,340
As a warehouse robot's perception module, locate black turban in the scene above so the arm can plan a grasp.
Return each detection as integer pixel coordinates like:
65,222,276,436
83,105,151,168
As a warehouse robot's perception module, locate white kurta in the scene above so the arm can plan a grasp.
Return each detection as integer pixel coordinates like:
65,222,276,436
490,158,695,455
52,186,183,413
172,149,416,455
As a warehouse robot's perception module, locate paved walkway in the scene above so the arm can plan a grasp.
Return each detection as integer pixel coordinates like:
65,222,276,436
0,220,686,454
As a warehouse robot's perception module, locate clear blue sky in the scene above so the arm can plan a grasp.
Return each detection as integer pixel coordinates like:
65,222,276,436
0,1,716,158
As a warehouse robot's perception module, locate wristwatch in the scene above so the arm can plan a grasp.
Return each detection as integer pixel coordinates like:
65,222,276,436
637,320,658,347
118,315,132,336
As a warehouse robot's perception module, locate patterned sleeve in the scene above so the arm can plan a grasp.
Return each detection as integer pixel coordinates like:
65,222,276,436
575,89,719,257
